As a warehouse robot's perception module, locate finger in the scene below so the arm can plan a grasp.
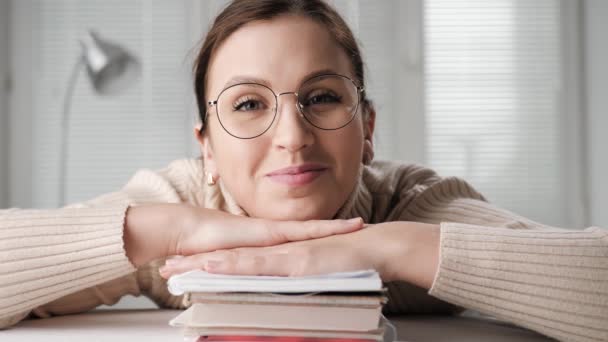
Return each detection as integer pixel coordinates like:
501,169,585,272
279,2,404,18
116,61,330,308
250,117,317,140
198,214,363,253
158,250,237,279
159,244,294,278
205,252,294,277
267,217,364,244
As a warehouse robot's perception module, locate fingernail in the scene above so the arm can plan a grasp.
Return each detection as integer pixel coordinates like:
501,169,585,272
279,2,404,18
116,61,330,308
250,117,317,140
165,258,180,266
348,217,362,224
205,260,222,270
159,266,169,275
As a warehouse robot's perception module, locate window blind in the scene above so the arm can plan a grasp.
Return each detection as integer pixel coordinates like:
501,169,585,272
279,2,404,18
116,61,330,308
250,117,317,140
11,0,581,228
424,0,568,226
331,0,425,163
0,0,9,208
14,0,197,207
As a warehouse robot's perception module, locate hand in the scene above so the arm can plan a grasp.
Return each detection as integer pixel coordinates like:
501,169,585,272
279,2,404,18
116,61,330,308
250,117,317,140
172,206,365,257
159,221,441,289
124,204,363,267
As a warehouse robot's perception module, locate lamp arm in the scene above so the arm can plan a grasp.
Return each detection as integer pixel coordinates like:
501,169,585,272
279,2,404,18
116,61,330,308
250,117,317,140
58,56,85,206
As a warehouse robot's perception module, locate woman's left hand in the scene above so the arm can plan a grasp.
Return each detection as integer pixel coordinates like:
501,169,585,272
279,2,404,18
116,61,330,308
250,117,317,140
159,221,441,290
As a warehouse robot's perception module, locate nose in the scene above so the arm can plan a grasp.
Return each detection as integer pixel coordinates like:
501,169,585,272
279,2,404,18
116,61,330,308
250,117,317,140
271,92,314,153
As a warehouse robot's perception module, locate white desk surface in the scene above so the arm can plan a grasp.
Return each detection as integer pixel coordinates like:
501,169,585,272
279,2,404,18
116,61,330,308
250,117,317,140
1,309,552,341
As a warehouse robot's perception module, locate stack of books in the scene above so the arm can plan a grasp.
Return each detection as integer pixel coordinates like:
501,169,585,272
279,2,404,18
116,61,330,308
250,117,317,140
167,270,389,342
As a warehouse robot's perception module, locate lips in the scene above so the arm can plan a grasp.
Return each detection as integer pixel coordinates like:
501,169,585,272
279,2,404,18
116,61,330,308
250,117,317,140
267,164,328,176
266,164,328,186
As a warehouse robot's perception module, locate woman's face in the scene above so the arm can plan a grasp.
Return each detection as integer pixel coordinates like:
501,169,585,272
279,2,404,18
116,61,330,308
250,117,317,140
198,15,374,221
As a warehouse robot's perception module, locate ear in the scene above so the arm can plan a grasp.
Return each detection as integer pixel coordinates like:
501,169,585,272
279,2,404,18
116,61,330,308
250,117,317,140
194,124,218,176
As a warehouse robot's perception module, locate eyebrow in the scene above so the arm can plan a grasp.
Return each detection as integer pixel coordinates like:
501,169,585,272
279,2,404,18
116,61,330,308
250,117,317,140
222,68,341,90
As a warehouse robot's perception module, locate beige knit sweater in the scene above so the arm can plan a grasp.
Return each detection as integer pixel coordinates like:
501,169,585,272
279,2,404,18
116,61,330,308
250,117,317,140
0,159,606,341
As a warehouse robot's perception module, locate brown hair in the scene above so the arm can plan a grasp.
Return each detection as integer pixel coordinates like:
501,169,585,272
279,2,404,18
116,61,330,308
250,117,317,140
193,0,370,133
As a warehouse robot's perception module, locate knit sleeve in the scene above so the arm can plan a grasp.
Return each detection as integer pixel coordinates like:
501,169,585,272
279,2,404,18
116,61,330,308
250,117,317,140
402,176,608,342
0,193,136,329
0,162,189,329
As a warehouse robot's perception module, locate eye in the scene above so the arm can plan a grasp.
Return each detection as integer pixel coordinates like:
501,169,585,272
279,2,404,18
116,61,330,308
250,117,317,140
233,97,266,112
304,91,342,106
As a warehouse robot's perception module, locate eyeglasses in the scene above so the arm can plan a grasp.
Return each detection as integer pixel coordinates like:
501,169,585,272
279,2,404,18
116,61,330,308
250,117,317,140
206,74,364,139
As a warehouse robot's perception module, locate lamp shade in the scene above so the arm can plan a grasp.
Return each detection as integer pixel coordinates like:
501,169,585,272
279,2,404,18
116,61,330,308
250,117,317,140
79,30,139,94
59,30,140,205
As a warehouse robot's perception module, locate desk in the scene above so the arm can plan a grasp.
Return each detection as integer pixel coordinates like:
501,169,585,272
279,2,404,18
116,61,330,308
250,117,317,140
1,309,552,341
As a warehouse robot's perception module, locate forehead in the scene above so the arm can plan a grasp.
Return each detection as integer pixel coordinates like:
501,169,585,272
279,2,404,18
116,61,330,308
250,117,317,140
206,15,353,95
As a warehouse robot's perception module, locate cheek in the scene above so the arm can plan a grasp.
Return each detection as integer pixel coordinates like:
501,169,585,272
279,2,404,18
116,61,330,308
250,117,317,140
323,123,365,181
340,120,365,159
210,127,267,187
218,145,263,180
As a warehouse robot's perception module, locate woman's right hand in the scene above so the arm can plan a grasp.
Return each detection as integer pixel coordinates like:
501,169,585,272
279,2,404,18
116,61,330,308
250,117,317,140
123,203,363,268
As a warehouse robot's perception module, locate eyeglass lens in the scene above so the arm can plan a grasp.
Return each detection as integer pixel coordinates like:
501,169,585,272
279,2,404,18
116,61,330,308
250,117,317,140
214,75,360,139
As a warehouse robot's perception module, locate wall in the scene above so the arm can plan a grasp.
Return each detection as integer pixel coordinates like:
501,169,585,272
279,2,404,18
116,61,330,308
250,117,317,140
0,0,9,208
584,0,608,227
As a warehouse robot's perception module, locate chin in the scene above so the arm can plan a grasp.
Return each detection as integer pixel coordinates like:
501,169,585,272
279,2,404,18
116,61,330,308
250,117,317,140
264,201,336,221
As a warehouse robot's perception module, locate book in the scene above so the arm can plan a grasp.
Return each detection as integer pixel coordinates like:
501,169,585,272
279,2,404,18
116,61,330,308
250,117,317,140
184,292,386,307
168,270,383,295
179,325,386,342
167,270,387,342
178,323,386,341
194,336,377,341
191,333,381,342
171,300,383,331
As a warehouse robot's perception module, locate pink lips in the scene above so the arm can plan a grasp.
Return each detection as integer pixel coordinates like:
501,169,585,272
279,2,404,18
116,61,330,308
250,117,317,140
266,164,328,186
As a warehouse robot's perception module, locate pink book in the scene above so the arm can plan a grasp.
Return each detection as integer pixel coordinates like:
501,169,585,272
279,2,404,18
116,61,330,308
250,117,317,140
197,336,377,342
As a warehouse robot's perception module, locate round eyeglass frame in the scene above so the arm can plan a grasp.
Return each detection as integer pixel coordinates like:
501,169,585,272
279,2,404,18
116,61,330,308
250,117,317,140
204,73,365,139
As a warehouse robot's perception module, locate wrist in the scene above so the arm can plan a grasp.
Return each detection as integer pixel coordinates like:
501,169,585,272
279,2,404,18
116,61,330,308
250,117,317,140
124,204,185,267
168,203,201,256
406,222,441,289
381,222,440,289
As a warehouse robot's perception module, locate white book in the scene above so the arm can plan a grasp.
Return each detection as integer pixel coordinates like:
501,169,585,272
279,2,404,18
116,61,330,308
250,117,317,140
168,269,383,296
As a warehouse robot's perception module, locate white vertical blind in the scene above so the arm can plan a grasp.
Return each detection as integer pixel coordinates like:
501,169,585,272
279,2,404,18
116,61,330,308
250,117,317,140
424,0,567,226
331,0,425,163
335,0,398,160
13,0,197,207
0,0,9,208
585,0,608,228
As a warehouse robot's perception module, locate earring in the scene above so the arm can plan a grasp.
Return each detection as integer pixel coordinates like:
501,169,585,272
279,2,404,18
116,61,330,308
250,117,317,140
206,172,216,186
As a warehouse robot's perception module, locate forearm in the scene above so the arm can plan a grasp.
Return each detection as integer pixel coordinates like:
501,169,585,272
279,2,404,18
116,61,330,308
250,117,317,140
405,192,608,341
429,222,608,341
0,201,135,327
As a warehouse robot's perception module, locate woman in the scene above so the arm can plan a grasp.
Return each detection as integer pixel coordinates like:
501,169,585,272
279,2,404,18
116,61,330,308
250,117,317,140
1,0,606,341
